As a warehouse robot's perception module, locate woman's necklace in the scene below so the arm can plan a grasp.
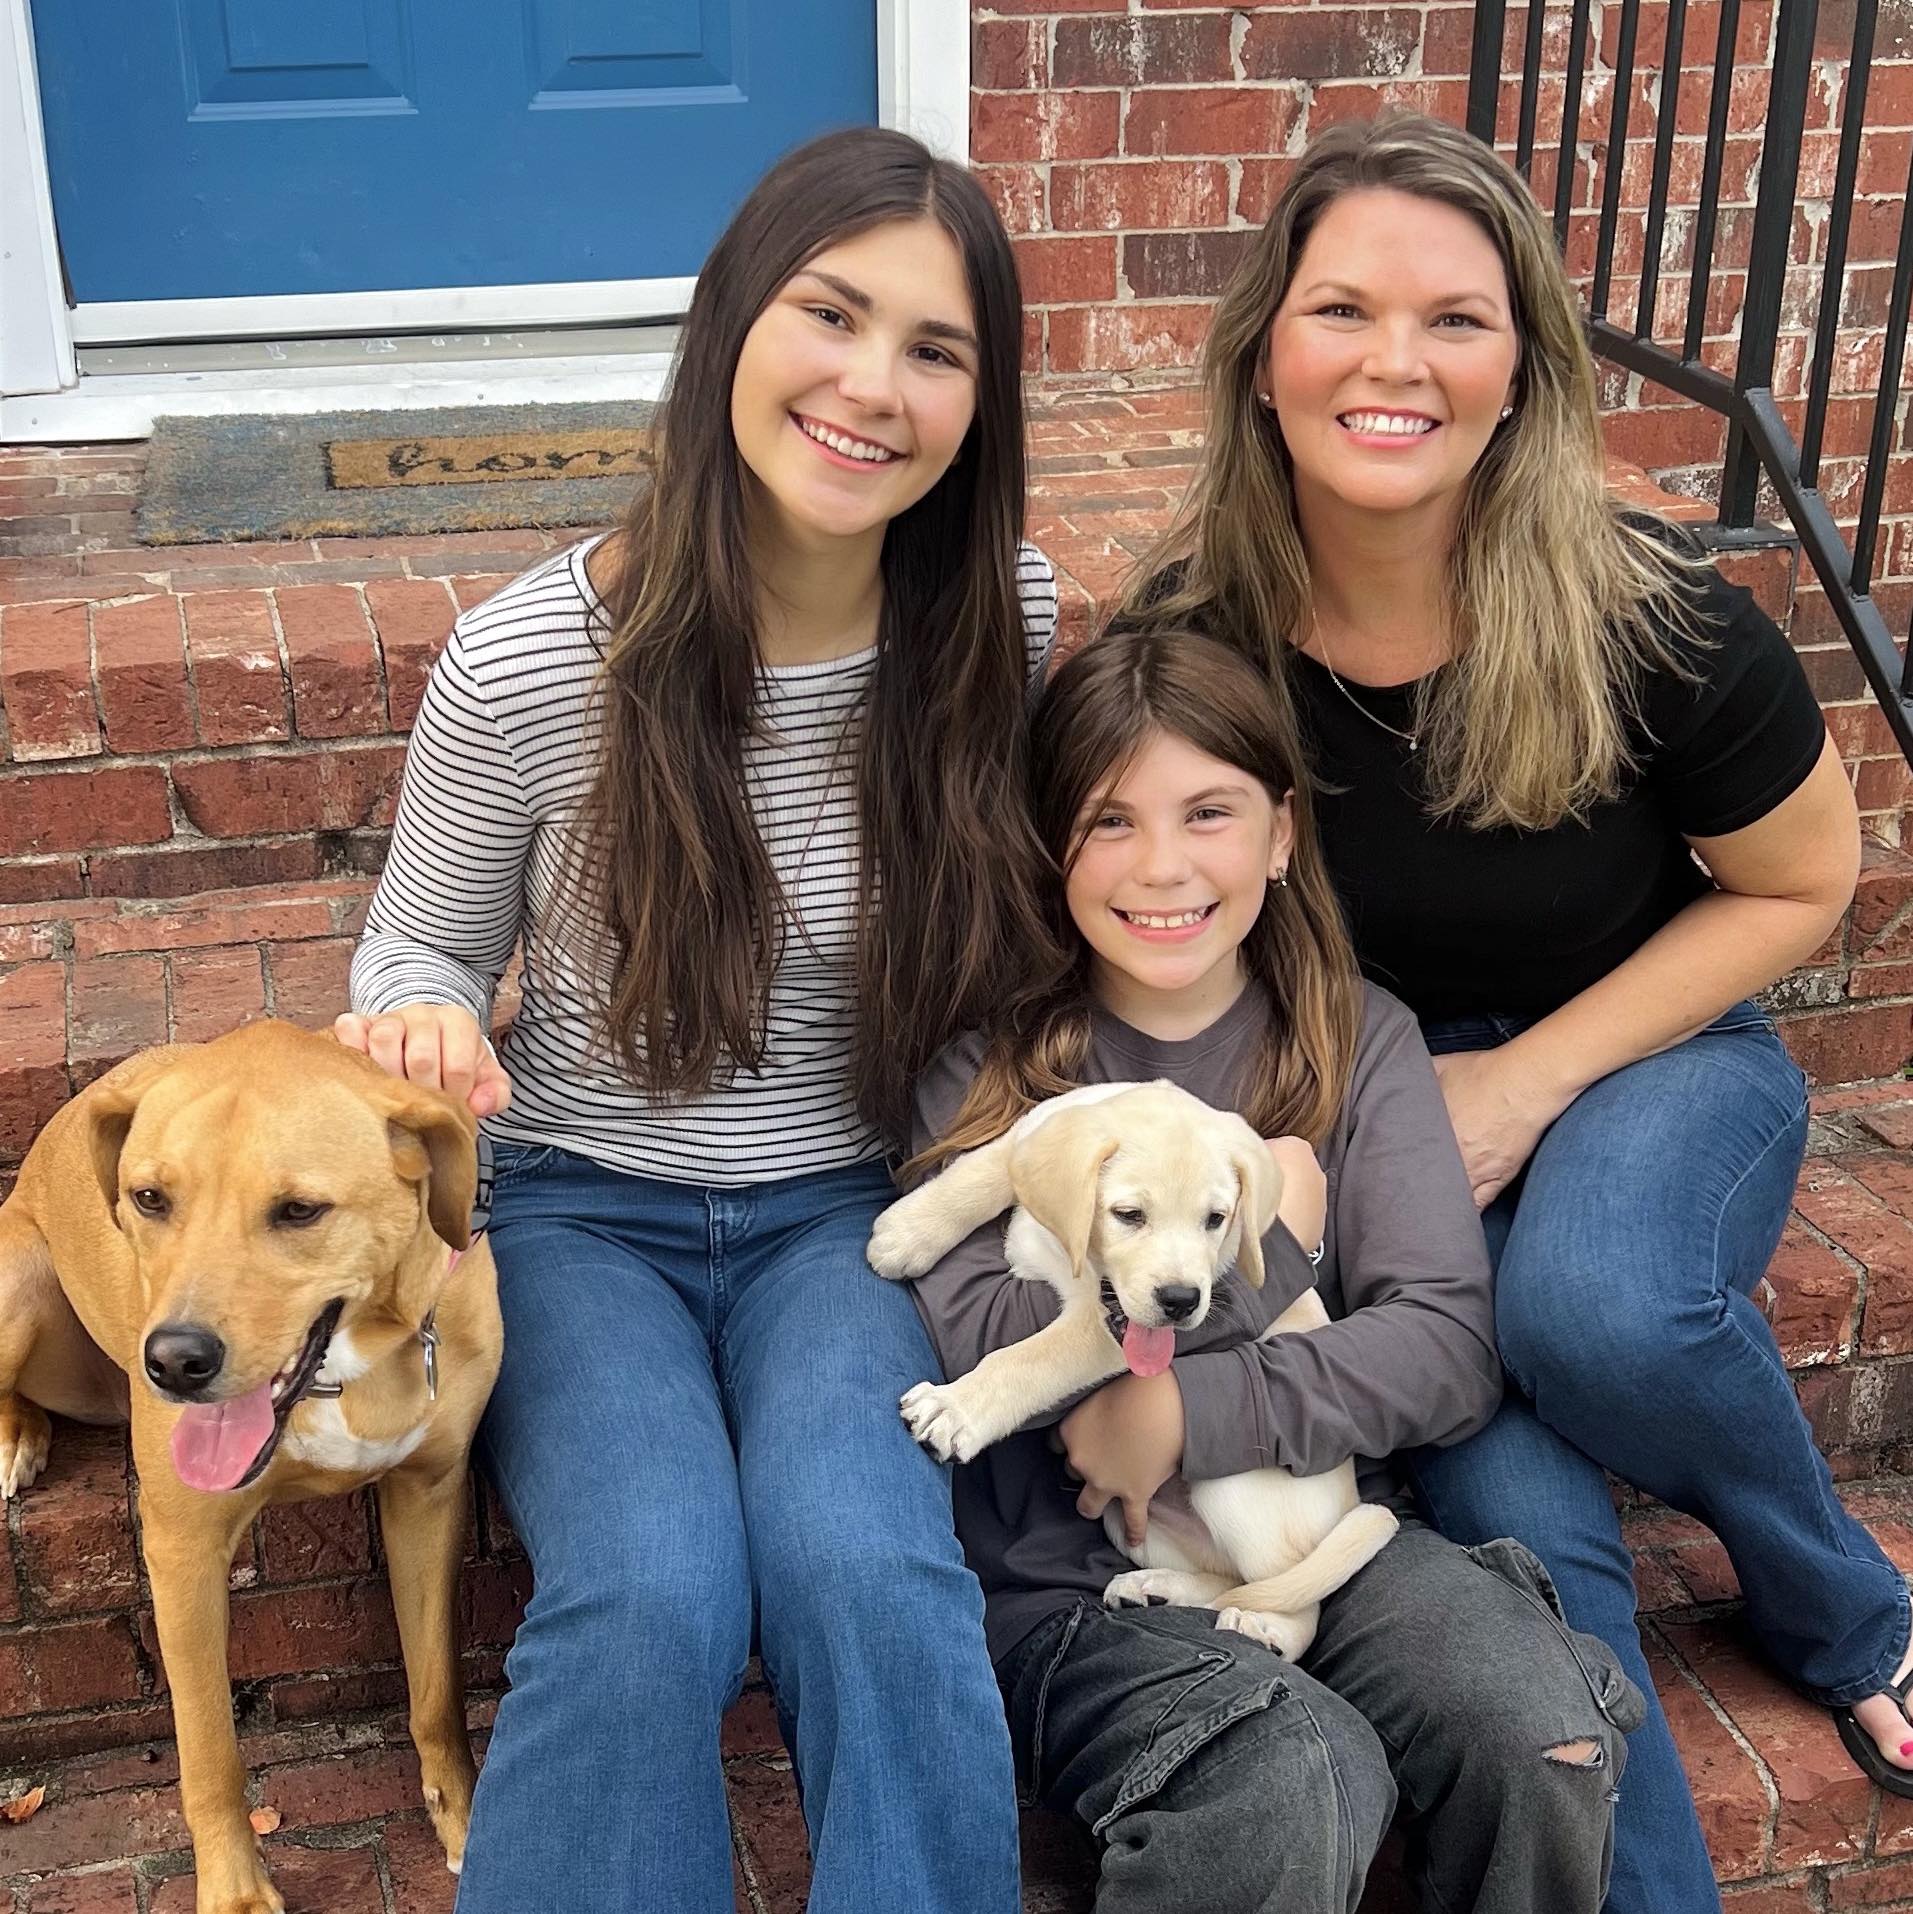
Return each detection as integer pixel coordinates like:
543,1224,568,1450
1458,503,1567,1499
1312,620,1422,753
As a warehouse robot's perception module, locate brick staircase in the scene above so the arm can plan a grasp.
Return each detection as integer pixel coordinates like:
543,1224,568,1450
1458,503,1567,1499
3,387,1912,1911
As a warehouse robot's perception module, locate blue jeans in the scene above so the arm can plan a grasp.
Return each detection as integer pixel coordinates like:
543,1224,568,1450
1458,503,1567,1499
1411,1003,1909,1914
454,1144,1020,1914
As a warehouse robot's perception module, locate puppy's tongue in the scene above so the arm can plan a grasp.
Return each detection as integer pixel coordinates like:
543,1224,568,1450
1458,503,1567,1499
1123,1322,1176,1378
170,1383,275,1493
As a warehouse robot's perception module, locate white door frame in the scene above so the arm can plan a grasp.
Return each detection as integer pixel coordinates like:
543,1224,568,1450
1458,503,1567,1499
0,0,969,437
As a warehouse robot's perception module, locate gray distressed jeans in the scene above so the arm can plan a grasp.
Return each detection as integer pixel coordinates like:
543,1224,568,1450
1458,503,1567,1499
997,1521,1645,1914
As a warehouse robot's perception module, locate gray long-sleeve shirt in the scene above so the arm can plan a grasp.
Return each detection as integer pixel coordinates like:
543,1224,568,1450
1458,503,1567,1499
906,980,1502,1661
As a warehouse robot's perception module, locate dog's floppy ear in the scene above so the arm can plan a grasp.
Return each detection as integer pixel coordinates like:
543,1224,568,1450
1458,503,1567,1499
84,1048,184,1221
1009,1107,1120,1282
361,1077,479,1251
1227,1131,1283,1290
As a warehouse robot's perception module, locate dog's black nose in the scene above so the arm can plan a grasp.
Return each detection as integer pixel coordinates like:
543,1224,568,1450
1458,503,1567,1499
1155,1285,1202,1323
143,1324,226,1395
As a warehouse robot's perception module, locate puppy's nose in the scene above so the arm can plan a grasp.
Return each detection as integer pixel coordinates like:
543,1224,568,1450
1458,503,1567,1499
143,1323,226,1396
1155,1285,1202,1324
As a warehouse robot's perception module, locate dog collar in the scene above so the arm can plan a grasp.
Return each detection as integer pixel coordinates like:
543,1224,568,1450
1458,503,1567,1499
307,1240,471,1405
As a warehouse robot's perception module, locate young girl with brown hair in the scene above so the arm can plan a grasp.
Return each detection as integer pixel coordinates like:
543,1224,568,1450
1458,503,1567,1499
905,626,1642,1914
336,127,1055,1913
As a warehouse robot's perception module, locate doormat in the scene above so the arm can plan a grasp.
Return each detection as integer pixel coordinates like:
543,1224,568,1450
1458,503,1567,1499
136,400,658,545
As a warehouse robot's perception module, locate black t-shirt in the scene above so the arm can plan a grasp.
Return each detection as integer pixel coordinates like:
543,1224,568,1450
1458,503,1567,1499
1288,567,1828,1020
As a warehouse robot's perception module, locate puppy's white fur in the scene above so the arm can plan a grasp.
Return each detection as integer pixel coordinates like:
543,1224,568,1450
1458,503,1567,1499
869,1080,1395,1658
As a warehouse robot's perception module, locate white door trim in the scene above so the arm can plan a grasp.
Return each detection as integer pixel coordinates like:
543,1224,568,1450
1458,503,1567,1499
0,0,970,432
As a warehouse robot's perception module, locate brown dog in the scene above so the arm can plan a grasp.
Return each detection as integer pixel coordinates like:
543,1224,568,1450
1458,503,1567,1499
0,1021,503,1914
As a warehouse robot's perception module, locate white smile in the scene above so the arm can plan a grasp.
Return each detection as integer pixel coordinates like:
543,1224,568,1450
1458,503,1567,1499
1113,904,1218,929
794,414,901,464
1338,411,1438,437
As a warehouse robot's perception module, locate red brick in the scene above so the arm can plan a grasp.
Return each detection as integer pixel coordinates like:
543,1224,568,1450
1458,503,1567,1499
12,1424,136,1617
0,856,84,904
971,89,1121,164
0,1781,183,1877
446,572,518,612
23,1870,144,1914
198,1578,400,1684
264,1665,409,1722
383,1813,461,1914
166,944,267,1043
0,1614,144,1718
1780,1001,1913,1084
1048,303,1213,375
459,1557,532,1651
251,1742,422,1832
1795,1166,1913,1353
1648,1640,1771,1880
726,1746,813,1911
1014,235,1119,306
256,1492,374,1582
72,889,345,960
89,838,329,903
1764,1218,1860,1363
1124,230,1256,301
972,15,1046,90
1831,1854,1913,1904
1237,157,1295,226
1049,159,1231,232
363,579,454,731
0,765,170,856
277,585,385,740
1,601,101,761
150,1842,385,1914
0,959,68,1157
1122,85,1297,157
266,936,357,1029
1052,13,1233,86
91,597,193,754
182,591,288,745
1242,8,1422,79
1307,77,1472,128
171,745,406,839
68,953,169,1082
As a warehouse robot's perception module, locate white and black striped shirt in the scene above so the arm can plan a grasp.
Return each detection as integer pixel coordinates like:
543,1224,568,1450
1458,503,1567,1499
350,534,1059,1186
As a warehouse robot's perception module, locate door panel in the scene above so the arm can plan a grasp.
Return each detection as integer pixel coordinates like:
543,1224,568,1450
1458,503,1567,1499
31,0,875,300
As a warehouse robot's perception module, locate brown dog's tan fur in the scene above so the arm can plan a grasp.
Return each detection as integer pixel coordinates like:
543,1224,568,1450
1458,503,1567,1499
0,1021,502,1914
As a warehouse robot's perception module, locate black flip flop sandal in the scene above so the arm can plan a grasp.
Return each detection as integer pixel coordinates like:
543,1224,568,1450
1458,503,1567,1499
1836,1667,1913,1797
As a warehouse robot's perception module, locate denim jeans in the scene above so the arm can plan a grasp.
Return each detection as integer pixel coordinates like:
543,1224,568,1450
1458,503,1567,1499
453,1143,1020,1914
999,1524,1639,1914
1411,1002,1909,1914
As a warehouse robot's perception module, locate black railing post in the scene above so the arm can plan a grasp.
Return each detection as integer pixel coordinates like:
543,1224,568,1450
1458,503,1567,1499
1466,0,1506,144
1718,0,1819,525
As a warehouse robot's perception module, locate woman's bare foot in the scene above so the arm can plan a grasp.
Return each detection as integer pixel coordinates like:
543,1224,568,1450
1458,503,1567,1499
1850,1636,1913,1771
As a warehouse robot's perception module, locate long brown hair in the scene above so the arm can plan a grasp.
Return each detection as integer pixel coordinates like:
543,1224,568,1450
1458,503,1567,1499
558,128,1055,1141
1121,112,1705,832
915,629,1364,1173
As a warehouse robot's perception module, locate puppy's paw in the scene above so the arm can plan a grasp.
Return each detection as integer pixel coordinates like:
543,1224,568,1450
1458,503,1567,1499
1213,1605,1315,1661
899,1381,986,1464
0,1396,51,1499
866,1196,954,1281
1104,1569,1228,1610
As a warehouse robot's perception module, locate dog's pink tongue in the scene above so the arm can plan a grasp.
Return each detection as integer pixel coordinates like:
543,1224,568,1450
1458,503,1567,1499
1123,1322,1176,1378
169,1384,275,1493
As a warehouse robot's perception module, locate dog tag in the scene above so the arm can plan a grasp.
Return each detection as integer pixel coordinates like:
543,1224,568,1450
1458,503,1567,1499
419,1313,440,1403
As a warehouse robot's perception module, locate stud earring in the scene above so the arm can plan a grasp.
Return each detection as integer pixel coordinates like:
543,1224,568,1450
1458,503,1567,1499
1257,391,1271,405
1499,405,1514,420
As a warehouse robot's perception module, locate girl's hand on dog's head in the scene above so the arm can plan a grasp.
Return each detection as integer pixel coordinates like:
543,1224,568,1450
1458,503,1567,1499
333,1005,514,1119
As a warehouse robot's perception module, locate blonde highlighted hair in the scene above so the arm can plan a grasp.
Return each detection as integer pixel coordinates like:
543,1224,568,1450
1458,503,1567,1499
910,628,1363,1177
1121,112,1707,832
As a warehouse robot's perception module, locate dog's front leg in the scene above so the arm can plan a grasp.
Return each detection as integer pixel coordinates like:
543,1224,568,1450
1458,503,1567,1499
867,1135,1016,1280
140,1494,281,1914
901,1299,1121,1463
377,1460,479,1876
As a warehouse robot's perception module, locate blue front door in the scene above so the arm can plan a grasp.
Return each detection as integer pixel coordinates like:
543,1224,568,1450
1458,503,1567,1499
31,0,877,302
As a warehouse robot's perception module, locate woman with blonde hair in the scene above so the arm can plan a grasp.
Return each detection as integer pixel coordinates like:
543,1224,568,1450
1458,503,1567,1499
1121,112,1893,1914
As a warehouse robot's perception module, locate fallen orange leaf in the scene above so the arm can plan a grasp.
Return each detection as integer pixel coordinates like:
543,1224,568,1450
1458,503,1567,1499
2,1785,46,1823
248,1805,282,1835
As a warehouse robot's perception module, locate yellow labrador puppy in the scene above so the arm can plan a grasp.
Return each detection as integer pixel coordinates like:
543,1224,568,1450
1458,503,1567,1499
0,1021,502,1914
868,1080,1396,1658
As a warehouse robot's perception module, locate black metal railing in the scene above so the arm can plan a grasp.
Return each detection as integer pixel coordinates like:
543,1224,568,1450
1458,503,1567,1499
1466,0,1913,763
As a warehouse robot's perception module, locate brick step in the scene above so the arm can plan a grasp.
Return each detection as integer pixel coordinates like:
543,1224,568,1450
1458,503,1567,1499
6,1482,1913,1908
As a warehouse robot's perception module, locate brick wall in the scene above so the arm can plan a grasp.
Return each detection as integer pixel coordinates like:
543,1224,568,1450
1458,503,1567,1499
974,0,1913,832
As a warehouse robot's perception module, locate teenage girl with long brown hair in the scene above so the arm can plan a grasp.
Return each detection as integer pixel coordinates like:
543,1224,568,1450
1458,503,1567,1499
336,128,1053,1913
906,626,1642,1914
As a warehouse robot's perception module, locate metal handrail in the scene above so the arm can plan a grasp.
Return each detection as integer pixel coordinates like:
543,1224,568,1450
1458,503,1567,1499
1467,0,1913,763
